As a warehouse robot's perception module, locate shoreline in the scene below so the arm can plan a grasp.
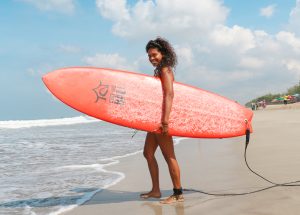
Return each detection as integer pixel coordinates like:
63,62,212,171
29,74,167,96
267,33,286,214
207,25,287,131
54,137,187,215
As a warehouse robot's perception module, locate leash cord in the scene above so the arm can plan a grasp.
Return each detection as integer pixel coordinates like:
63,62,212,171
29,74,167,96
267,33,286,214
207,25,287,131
183,129,300,196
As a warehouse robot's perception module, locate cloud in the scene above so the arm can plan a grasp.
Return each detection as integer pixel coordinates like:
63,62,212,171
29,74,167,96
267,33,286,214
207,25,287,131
210,25,256,53
96,0,130,21
276,31,300,52
175,25,300,102
254,30,280,52
20,0,75,14
288,0,300,35
239,57,264,69
83,53,136,71
283,59,300,77
96,0,229,38
175,46,194,66
260,4,276,18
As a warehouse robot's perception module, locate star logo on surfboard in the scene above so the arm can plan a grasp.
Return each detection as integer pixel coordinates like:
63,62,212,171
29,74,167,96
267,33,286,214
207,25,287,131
93,81,126,105
93,81,109,102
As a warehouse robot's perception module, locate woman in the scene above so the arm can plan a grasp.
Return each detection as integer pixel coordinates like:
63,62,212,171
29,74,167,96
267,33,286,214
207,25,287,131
140,37,183,204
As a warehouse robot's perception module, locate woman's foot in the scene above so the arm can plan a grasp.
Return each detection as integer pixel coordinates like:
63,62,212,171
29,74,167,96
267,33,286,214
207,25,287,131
140,191,162,199
159,194,184,204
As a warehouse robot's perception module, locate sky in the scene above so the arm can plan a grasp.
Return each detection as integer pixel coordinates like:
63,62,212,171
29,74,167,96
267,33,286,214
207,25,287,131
1,0,300,120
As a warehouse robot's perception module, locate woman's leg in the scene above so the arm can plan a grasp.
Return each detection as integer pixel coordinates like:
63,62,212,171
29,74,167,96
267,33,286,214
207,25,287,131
141,132,161,198
155,134,182,190
155,134,183,203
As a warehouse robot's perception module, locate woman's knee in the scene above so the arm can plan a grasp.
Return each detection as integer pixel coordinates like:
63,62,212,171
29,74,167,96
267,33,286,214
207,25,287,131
163,155,177,165
143,150,155,160
143,132,158,160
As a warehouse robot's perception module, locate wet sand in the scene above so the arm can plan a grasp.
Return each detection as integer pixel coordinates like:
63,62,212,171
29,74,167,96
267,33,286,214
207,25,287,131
63,103,300,215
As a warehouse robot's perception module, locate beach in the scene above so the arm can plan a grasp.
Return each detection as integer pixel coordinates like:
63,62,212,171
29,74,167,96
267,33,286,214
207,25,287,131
62,103,300,215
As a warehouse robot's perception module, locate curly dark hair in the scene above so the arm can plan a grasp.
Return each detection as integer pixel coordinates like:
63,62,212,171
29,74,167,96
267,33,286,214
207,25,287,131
146,37,177,76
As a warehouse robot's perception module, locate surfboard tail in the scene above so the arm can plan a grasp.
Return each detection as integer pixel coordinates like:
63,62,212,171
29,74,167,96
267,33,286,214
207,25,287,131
244,108,254,133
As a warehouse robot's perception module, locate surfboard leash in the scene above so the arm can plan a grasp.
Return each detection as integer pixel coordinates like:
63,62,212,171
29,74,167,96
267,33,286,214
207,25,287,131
131,129,139,138
243,119,300,187
183,126,300,197
131,127,161,138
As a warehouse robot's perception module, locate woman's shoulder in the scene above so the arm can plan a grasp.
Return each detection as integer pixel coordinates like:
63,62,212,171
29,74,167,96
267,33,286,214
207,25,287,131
160,66,173,74
160,66,174,80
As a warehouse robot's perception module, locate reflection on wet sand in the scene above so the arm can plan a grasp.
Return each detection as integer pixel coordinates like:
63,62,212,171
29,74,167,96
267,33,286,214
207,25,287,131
142,202,185,215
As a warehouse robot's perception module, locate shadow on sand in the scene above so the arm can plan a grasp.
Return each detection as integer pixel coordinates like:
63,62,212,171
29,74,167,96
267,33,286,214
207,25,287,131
0,188,188,214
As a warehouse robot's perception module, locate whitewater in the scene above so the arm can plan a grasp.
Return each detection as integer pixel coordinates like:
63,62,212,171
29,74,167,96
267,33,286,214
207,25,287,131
0,116,146,215
0,116,98,129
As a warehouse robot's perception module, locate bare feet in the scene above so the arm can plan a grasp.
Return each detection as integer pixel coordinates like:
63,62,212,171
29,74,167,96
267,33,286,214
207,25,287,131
140,191,162,199
160,194,184,204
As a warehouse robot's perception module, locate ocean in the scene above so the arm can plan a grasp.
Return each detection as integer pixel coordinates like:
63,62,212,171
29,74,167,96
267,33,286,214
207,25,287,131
0,116,153,215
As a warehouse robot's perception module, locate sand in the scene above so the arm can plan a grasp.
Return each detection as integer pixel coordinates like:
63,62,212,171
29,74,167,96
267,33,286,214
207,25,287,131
63,103,300,215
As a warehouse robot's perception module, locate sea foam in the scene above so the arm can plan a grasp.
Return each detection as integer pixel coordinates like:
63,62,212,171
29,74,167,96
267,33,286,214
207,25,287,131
0,116,98,129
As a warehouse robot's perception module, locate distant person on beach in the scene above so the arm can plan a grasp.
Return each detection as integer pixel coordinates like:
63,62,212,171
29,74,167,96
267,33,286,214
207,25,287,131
140,37,183,204
262,100,266,109
284,96,288,105
251,102,256,110
255,102,259,110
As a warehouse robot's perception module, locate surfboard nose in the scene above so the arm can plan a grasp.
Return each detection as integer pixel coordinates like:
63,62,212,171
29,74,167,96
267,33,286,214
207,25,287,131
42,70,63,95
42,72,51,90
42,68,67,87
42,73,49,86
42,70,56,84
42,72,54,93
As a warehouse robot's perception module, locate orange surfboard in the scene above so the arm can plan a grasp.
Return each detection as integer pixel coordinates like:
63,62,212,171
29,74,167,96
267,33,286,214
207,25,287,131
42,67,253,138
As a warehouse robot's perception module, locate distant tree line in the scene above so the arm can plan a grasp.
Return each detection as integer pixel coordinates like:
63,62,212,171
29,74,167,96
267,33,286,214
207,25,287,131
245,80,300,107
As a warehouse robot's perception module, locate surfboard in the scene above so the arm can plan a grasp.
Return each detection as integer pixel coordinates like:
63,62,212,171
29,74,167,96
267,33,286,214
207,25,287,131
42,67,253,138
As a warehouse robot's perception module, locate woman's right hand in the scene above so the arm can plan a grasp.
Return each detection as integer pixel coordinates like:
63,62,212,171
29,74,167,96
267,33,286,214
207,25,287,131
159,122,169,135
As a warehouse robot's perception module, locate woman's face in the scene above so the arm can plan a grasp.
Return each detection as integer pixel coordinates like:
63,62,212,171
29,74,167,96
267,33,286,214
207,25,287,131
147,48,163,67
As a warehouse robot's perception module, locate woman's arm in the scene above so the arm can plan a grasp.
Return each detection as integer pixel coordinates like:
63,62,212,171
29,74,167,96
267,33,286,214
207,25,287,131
160,67,174,134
